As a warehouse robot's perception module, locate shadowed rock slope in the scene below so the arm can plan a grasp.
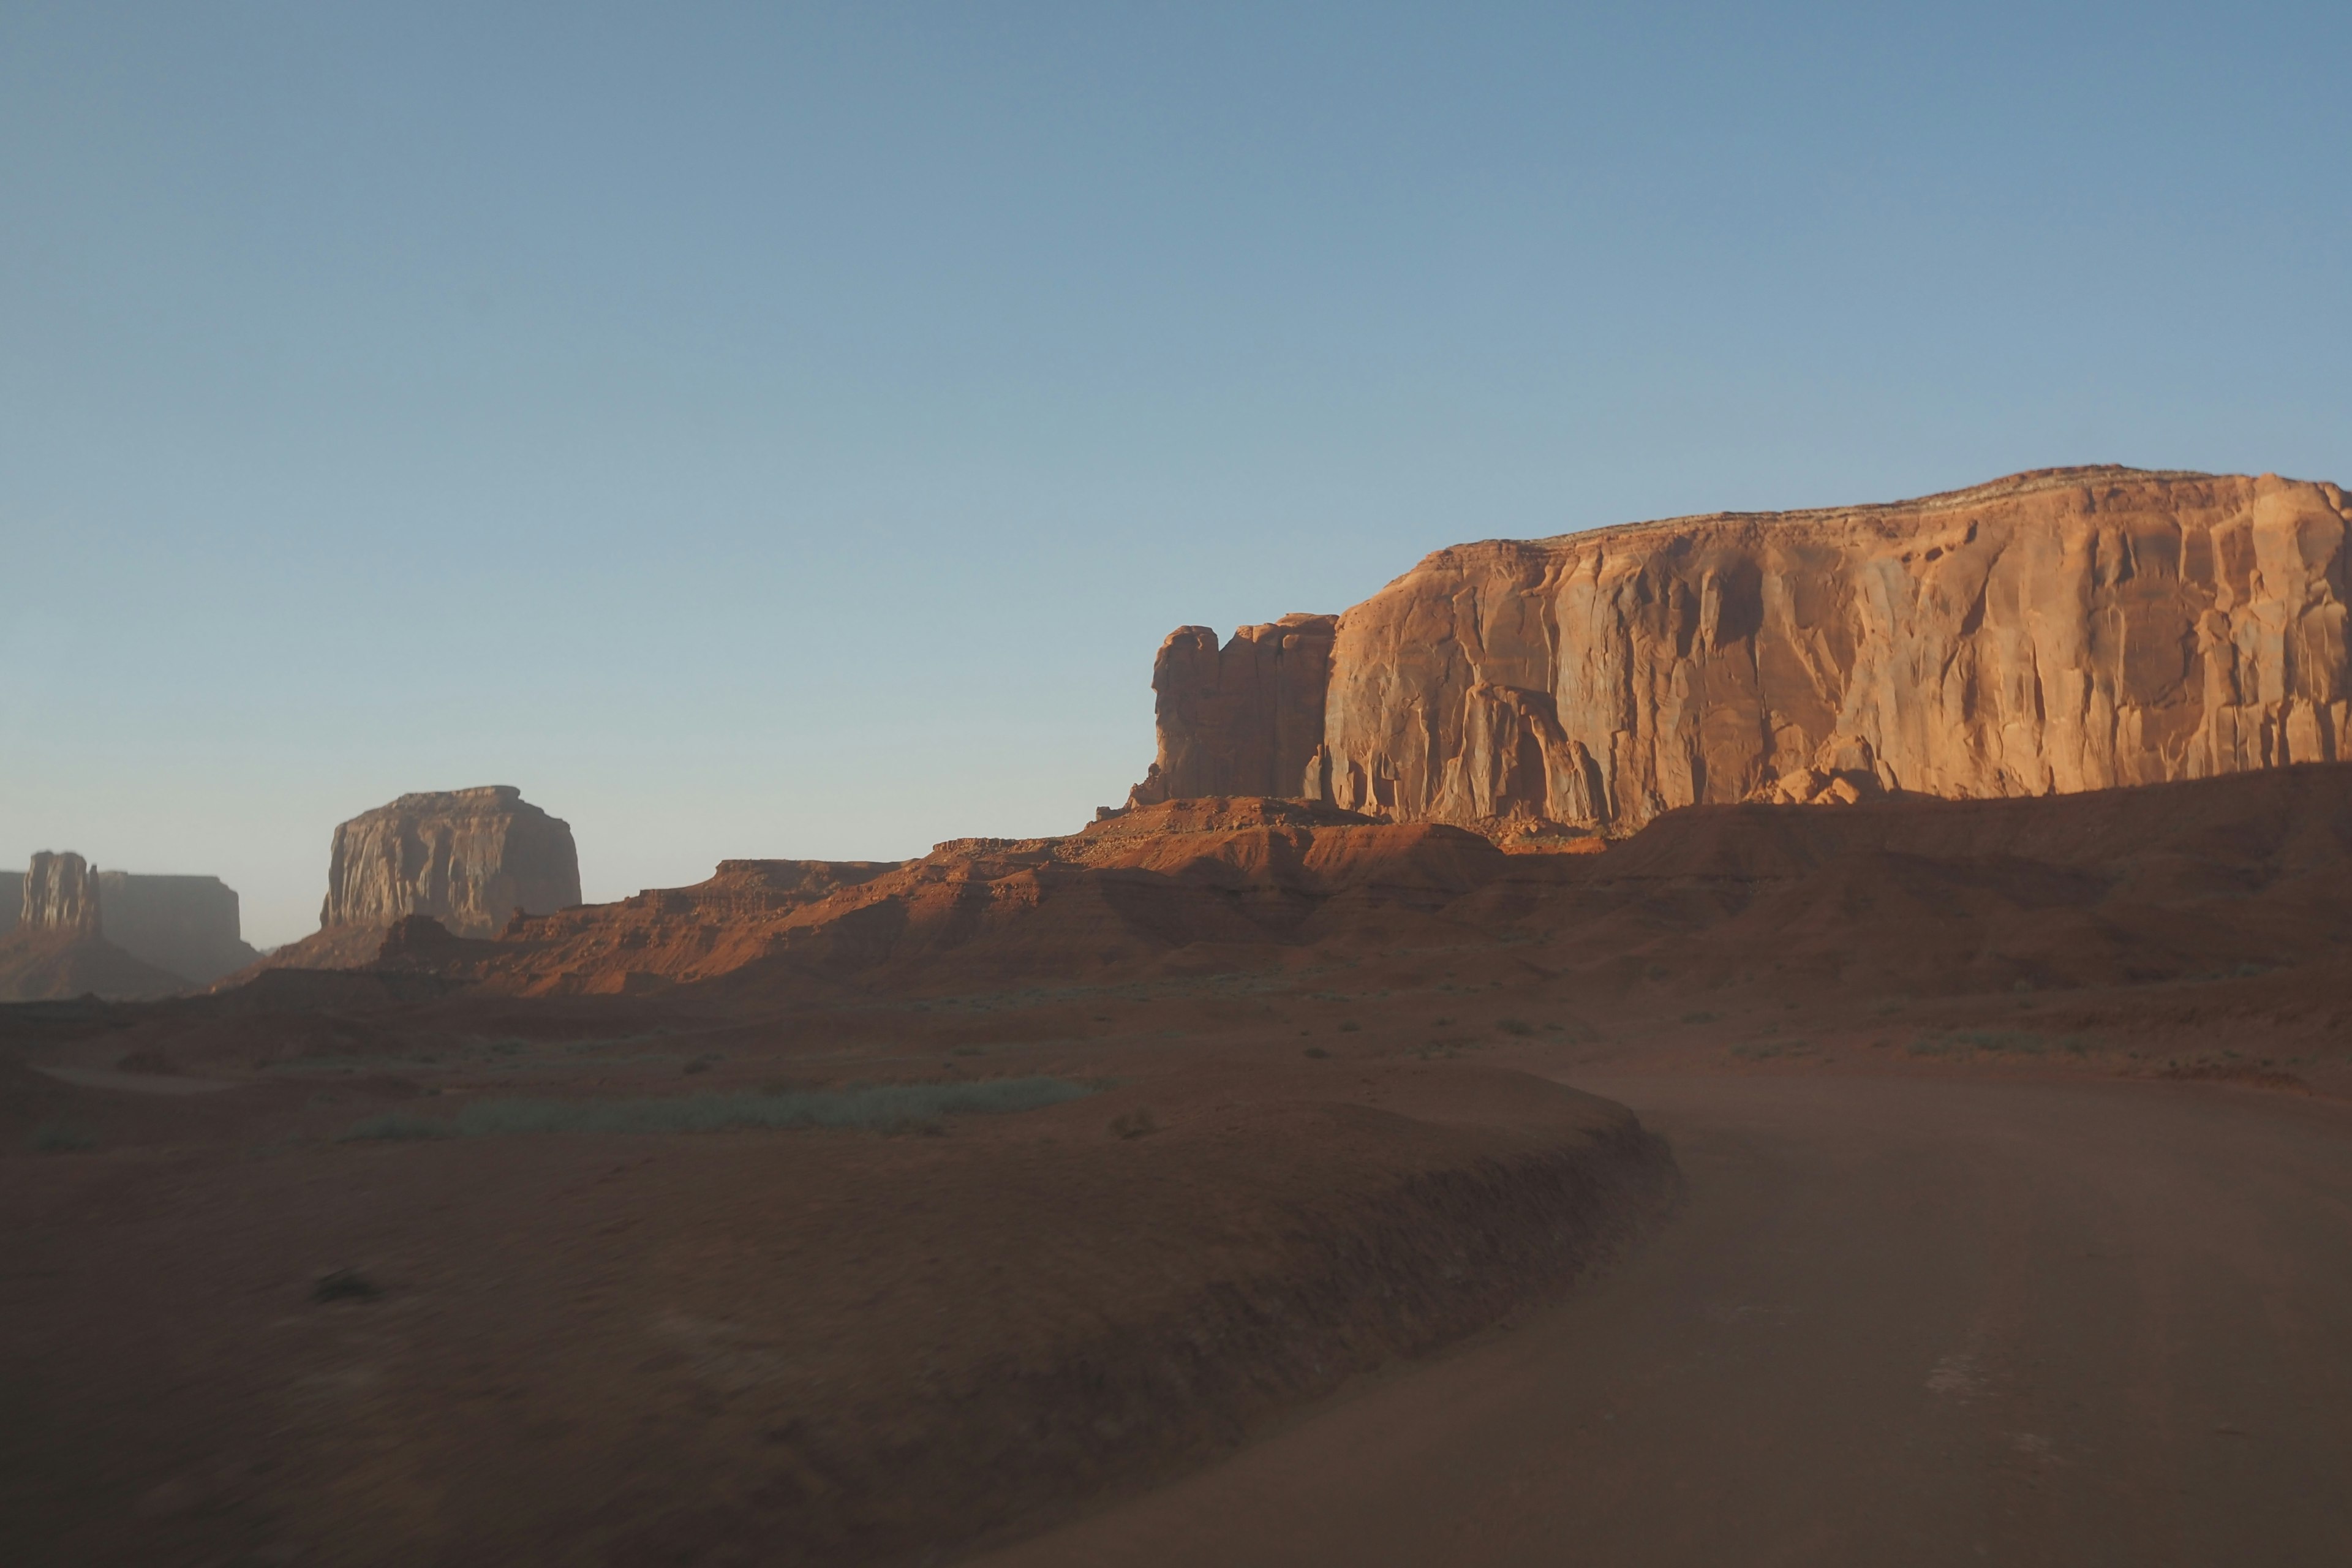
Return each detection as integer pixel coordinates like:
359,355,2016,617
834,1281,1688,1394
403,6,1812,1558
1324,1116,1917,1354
317,764,2352,1015
0,853,192,1001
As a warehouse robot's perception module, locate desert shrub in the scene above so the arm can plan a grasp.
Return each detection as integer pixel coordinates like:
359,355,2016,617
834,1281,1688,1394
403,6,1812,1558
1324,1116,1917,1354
1338,1020,1361,1033
312,1268,381,1303
1681,1011,1717,1025
30,1121,96,1153
1908,1029,2089,1058
1303,1046,1330,1059
1109,1107,1159,1140
339,1077,1093,1142
1497,1018,1533,1036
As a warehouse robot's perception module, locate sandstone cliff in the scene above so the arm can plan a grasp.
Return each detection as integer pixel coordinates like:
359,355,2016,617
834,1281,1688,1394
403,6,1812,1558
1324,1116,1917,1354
1137,469,2351,833
316,785,581,938
1128,614,1338,803
21,851,103,933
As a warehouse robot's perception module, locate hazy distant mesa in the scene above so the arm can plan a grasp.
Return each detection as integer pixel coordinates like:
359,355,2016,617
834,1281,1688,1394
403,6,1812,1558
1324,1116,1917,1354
2,788,581,1000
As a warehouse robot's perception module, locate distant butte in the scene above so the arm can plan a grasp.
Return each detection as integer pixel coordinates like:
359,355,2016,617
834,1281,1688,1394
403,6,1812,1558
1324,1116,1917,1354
250,786,582,975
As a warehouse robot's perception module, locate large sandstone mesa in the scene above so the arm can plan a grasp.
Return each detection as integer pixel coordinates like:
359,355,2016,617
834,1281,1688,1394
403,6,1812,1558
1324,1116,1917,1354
321,786,581,938
1135,469,2352,832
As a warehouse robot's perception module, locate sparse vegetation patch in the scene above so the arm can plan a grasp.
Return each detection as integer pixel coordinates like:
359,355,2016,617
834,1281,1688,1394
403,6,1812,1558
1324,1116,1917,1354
1907,1029,2089,1058
30,1121,96,1153
339,1077,1095,1141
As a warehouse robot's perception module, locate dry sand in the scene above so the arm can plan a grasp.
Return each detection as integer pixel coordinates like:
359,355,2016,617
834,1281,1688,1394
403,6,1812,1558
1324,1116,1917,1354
981,1068,2352,1568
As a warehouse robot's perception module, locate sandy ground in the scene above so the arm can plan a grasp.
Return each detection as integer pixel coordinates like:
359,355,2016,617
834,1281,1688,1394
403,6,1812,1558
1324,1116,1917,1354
976,1068,2352,1568
8,823,2351,1566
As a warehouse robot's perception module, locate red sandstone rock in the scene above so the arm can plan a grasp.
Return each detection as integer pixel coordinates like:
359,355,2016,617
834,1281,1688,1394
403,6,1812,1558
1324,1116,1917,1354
320,786,580,936
1138,468,2352,835
1128,615,1338,804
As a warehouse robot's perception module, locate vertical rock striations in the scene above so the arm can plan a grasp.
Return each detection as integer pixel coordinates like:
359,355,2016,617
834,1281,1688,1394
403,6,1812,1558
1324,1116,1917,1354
320,786,582,937
1134,469,2352,834
1128,614,1338,805
21,851,103,933
0,852,195,1000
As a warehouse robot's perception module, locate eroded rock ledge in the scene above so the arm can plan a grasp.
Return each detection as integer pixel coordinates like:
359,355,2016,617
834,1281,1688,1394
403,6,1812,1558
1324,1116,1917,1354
1136,467,2352,834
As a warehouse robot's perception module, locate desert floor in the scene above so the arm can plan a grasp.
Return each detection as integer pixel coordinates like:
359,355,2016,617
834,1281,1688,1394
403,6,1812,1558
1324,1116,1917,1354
982,1064,2352,1567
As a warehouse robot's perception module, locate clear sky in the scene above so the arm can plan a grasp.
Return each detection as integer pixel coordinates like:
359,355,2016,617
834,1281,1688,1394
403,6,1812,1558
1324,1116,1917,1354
4,2,2347,946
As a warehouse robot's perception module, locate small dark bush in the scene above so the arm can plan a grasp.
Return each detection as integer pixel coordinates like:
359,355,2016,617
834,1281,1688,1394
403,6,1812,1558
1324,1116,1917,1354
313,1268,381,1303
1498,1019,1532,1036
1303,1046,1330,1059
1337,1020,1361,1033
339,1077,1095,1141
1110,1108,1160,1140
31,1122,96,1153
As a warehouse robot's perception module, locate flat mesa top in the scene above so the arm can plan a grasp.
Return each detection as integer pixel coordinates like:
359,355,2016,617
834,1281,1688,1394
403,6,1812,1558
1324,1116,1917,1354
1497,466,2237,555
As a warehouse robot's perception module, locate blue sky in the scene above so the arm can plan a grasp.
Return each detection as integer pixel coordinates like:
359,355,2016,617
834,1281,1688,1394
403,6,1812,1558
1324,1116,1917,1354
5,2,2347,945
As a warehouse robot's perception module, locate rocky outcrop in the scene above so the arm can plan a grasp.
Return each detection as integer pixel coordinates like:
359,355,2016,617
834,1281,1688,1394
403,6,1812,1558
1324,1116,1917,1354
21,852,102,934
320,786,581,937
1128,615,1338,804
1137,469,2352,833
0,853,194,1001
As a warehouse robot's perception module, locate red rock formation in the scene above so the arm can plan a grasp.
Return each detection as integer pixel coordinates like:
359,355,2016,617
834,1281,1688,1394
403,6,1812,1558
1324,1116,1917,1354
320,786,580,935
384,797,1501,997
1137,469,2352,835
1128,615,1338,804
21,851,101,935
241,786,581,979
0,852,192,1001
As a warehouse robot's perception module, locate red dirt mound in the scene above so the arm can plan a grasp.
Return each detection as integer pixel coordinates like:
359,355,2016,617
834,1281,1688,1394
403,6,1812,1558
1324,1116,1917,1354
402,797,1506,998
0,925,190,1002
1483,761,2352,1001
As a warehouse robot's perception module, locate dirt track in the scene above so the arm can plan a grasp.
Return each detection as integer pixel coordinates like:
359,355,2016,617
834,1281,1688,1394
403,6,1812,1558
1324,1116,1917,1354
976,1072,2352,1567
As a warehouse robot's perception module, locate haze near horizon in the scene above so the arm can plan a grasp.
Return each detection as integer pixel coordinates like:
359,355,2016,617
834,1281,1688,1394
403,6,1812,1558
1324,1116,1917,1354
4,2,2347,945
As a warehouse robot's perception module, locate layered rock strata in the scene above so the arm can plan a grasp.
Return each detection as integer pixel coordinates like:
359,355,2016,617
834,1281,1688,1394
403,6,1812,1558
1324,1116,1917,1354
0,852,194,1001
237,786,583,976
320,786,581,937
21,851,102,933
1135,468,2352,833
1128,614,1338,804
